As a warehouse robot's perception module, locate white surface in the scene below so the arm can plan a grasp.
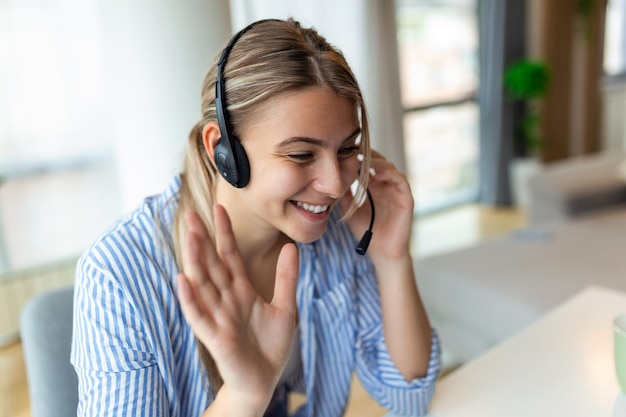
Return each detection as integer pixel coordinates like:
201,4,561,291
416,208,626,364
425,286,626,417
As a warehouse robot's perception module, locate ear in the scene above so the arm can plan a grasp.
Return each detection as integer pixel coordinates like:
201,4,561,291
202,121,221,167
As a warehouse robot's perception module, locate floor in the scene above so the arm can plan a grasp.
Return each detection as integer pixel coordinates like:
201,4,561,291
1,342,29,417
0,203,526,417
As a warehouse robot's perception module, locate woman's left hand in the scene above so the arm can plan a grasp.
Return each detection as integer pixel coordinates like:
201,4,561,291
343,151,433,382
342,150,414,260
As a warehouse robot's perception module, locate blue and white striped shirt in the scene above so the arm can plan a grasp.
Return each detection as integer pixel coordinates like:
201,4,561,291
71,176,441,417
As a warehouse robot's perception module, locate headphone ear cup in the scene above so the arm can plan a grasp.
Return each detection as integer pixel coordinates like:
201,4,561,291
214,136,250,188
231,138,250,187
214,137,233,181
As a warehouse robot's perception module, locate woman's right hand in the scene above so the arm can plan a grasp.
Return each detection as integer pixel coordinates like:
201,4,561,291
176,205,299,415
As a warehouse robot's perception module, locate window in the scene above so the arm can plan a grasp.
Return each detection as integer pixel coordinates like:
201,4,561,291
605,0,626,76
0,1,120,273
396,0,479,214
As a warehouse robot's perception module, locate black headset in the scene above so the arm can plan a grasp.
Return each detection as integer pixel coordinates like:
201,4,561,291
214,20,275,188
214,19,375,255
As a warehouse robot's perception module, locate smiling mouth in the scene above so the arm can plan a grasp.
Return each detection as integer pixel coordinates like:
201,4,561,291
293,201,330,214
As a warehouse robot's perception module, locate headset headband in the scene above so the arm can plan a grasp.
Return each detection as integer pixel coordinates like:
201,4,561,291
214,19,280,187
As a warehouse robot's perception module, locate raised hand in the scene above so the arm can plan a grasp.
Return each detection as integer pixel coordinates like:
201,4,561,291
176,205,299,413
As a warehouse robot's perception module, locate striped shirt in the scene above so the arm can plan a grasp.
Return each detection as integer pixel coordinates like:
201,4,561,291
71,176,441,417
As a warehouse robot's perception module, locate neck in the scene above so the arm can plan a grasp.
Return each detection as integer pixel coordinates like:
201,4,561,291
234,222,294,303
216,184,294,302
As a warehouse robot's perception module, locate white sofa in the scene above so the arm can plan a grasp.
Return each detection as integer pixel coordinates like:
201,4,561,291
415,151,626,369
526,151,626,225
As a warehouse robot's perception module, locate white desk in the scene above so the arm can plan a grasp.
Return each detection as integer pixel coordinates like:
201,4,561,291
424,286,626,417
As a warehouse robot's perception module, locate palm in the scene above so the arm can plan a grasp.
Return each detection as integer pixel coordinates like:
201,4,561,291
201,278,296,391
177,206,299,405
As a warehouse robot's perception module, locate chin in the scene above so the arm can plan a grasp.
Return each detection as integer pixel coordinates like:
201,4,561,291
297,236,323,244
288,227,327,245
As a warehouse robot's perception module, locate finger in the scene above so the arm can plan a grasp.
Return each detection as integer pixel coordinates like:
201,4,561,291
182,211,215,279
182,220,222,288
370,149,386,160
184,209,212,239
365,157,408,187
180,231,224,308
176,273,217,337
271,243,299,317
370,168,412,195
213,204,248,280
184,210,232,290
368,157,396,174
181,225,212,285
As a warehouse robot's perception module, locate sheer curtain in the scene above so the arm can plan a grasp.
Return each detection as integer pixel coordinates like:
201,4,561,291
0,0,231,273
477,0,526,206
0,0,116,272
0,0,110,169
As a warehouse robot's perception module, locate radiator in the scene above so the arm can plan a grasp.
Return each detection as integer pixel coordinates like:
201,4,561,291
0,258,77,347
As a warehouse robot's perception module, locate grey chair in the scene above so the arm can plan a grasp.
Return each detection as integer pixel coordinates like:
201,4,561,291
20,286,78,417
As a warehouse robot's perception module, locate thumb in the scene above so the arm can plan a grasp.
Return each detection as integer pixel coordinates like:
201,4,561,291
271,243,299,316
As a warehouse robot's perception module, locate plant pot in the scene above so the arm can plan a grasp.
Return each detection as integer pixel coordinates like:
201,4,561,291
509,157,542,209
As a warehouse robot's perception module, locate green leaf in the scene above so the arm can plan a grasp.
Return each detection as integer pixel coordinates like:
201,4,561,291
503,60,550,100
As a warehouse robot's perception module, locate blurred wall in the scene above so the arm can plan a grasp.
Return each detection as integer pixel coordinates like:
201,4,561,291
100,1,232,211
527,0,607,162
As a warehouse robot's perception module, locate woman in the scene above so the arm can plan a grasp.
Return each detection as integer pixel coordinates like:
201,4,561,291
71,18,441,417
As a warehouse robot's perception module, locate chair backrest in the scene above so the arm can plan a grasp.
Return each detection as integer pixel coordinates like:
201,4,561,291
20,286,78,417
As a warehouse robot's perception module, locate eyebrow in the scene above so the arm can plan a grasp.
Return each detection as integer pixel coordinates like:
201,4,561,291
277,127,362,148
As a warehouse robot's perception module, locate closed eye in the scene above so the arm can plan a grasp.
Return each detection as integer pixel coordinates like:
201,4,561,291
339,145,360,158
287,152,314,162
287,146,358,163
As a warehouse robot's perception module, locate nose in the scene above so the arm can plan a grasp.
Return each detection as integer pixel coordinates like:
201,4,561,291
313,157,346,198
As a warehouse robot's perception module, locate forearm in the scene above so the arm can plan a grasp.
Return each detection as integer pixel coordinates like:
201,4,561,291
201,385,271,417
372,254,432,381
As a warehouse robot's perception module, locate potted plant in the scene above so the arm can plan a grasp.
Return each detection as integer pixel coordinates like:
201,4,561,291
503,59,550,208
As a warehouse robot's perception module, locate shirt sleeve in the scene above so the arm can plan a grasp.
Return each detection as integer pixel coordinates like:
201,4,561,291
353,258,442,416
71,255,170,417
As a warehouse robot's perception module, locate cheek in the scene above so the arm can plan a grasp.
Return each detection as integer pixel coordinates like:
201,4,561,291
249,162,304,197
343,158,361,183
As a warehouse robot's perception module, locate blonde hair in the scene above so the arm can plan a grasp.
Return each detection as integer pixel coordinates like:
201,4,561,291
174,18,371,395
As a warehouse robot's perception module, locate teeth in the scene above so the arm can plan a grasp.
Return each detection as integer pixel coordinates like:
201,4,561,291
295,201,329,214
